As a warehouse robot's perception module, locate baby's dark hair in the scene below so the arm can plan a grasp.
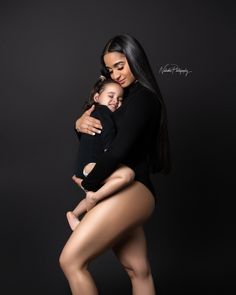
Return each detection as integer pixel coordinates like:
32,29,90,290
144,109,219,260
83,76,121,111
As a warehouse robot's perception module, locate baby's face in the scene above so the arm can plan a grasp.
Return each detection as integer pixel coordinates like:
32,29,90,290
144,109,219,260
95,83,123,112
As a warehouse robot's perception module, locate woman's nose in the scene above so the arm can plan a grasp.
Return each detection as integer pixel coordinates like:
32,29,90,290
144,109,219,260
112,70,120,80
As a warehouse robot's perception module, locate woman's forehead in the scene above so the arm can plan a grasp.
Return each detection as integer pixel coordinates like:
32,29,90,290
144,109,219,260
104,52,126,67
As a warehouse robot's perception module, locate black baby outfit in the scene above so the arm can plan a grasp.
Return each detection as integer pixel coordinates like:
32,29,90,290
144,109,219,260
74,104,117,179
80,81,162,201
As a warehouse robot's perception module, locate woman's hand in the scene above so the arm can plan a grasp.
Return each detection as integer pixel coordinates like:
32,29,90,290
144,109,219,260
75,105,103,135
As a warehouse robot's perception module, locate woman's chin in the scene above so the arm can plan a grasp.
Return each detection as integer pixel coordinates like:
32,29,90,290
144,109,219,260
121,82,130,88
121,79,136,88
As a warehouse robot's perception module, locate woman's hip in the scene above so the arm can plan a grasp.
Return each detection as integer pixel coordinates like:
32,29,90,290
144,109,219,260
86,180,155,225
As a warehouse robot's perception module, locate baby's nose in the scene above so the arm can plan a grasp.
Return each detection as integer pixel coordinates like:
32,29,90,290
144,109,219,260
111,97,118,104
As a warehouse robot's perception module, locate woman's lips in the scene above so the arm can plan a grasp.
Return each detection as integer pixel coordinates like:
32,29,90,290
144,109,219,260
118,78,126,85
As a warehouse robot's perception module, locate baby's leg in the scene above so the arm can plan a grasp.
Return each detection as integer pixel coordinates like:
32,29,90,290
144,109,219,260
67,163,96,231
88,165,135,204
66,199,87,231
66,212,80,231
72,198,88,217
83,162,96,176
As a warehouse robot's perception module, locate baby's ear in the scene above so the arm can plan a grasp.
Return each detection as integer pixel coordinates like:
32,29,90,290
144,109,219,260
93,93,99,102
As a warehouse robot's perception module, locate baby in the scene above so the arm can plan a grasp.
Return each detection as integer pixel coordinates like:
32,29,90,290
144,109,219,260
67,76,135,230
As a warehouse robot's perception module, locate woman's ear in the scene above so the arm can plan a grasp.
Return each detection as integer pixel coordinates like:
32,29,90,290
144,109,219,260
93,93,99,103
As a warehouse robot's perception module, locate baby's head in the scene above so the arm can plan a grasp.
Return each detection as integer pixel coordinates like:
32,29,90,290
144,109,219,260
90,76,124,112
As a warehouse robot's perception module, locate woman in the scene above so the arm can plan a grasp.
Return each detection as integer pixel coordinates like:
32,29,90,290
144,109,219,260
59,34,171,295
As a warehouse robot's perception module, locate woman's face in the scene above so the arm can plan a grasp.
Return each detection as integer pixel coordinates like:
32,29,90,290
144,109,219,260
94,83,123,112
103,52,136,88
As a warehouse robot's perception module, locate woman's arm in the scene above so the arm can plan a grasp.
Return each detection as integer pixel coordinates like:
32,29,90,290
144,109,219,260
75,105,103,135
81,92,161,191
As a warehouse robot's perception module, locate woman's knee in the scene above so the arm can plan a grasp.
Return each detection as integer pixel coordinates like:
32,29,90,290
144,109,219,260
59,248,87,275
123,260,151,280
59,249,73,274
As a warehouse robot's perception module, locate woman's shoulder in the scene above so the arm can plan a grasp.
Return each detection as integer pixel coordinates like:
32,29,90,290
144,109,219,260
127,82,160,108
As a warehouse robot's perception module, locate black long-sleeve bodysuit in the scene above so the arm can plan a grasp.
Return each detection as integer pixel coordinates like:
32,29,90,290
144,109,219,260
74,104,117,178
81,81,161,202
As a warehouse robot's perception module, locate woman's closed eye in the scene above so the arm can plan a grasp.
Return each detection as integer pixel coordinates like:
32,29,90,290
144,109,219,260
108,67,124,74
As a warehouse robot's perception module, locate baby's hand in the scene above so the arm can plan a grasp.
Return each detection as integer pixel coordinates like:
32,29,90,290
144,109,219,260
85,191,97,212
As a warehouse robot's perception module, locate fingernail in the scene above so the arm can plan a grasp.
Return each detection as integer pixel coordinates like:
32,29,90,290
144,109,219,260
97,130,101,134
92,132,95,136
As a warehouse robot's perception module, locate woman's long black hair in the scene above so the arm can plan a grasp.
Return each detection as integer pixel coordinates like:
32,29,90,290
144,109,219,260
101,34,171,174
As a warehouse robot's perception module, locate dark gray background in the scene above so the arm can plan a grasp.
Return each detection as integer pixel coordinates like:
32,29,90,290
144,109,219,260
0,0,234,294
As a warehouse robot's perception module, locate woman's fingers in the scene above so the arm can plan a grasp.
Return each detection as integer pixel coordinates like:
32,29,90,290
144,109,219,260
87,115,102,127
87,116,102,131
80,122,101,135
75,105,103,135
80,120,97,135
87,117,102,134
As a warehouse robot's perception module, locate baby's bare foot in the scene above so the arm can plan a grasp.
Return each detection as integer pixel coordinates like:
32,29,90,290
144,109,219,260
66,211,80,231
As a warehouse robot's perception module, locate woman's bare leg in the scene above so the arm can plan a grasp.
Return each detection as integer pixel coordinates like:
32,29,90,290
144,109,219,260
59,181,155,295
112,226,156,295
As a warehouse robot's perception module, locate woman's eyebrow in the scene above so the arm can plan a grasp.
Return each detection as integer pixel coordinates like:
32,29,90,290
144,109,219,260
106,61,124,69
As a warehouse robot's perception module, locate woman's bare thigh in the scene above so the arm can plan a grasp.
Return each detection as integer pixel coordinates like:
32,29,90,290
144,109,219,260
112,226,149,273
60,181,155,267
